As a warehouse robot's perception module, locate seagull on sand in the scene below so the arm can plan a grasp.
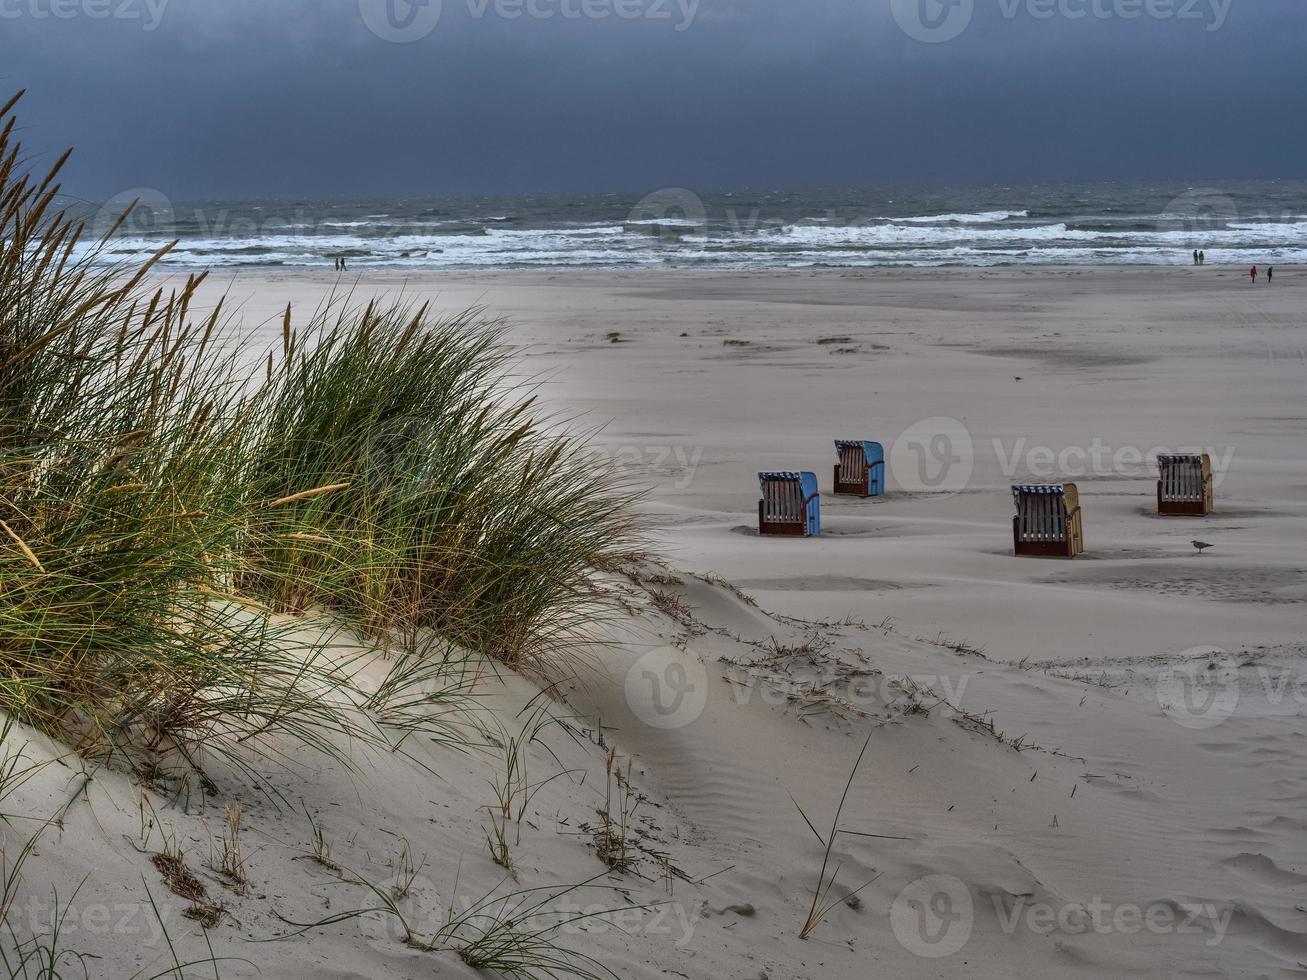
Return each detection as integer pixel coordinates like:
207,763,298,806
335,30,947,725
1192,540,1214,555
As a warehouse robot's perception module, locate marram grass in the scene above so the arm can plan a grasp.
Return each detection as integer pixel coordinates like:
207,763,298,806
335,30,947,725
240,299,642,669
0,90,642,776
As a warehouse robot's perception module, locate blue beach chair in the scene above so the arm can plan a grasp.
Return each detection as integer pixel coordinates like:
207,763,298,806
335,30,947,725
833,440,885,497
758,471,821,537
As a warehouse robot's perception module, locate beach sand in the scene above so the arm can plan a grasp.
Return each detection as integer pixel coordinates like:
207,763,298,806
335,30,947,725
11,266,1305,977
222,264,1307,664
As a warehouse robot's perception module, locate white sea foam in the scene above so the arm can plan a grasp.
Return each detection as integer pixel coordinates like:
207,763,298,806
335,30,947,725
77,200,1307,271
889,209,1030,224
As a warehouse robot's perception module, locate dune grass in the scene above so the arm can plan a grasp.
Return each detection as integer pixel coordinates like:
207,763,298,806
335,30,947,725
271,869,629,980
0,99,364,771
238,298,641,670
0,89,645,979
0,88,640,772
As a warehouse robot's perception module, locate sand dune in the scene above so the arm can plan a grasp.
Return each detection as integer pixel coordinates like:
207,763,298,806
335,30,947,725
7,266,1304,978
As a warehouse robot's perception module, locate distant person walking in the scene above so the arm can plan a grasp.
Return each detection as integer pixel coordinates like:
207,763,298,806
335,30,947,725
1267,266,1273,283
1250,265,1258,284
1193,249,1199,265
1199,250,1205,265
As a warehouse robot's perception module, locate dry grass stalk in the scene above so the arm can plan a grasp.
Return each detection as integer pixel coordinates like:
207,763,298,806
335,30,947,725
0,518,45,572
152,847,224,927
265,483,352,509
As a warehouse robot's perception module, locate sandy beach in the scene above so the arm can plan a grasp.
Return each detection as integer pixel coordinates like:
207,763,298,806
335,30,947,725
9,0,1307,972
219,264,1307,664
12,265,1307,979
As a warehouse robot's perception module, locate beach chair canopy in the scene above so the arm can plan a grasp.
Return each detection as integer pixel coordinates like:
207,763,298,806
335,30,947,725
1012,484,1067,496
1158,455,1209,502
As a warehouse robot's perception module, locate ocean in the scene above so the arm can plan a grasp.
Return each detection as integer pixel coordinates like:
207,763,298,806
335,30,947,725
82,179,1307,271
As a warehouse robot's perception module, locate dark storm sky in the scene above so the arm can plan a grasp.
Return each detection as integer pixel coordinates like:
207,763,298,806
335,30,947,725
4,0,1304,201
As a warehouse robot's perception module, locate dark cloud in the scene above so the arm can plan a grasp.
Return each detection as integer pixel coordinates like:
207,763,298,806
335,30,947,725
4,0,1303,200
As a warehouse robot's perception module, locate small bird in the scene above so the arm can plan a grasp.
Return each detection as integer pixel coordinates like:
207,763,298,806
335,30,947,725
1192,540,1214,555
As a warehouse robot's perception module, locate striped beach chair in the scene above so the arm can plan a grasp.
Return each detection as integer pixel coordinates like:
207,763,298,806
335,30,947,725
1012,484,1084,558
758,471,821,537
833,440,885,497
1157,454,1213,516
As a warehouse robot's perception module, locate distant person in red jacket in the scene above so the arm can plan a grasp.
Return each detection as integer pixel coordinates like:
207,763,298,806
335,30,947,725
1250,265,1258,284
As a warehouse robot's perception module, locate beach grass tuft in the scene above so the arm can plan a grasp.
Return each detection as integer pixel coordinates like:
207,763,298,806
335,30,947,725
0,90,646,979
0,89,641,773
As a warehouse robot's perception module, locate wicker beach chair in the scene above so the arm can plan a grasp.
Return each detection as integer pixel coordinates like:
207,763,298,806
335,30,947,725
1012,483,1084,558
1157,454,1213,516
758,471,821,537
833,440,885,497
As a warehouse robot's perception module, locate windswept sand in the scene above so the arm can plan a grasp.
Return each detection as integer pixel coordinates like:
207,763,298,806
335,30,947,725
8,266,1305,978
220,264,1307,664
